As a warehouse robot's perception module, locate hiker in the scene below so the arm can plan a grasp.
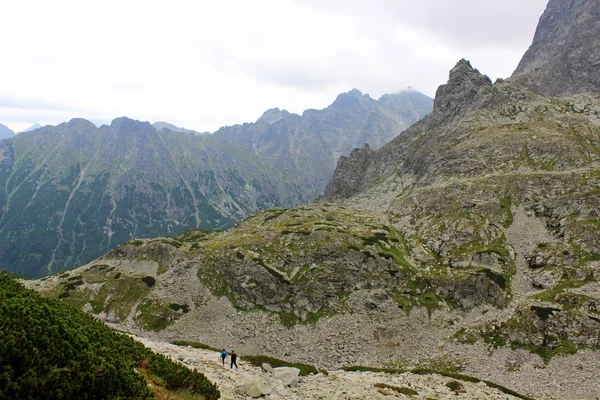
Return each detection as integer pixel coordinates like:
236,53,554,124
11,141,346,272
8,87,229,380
220,349,227,365
230,351,238,369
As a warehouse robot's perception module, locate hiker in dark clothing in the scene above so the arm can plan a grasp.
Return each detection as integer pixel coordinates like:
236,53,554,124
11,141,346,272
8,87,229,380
230,351,238,369
220,349,227,365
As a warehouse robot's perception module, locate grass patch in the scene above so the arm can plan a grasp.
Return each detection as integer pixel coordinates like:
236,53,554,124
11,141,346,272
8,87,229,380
374,383,418,395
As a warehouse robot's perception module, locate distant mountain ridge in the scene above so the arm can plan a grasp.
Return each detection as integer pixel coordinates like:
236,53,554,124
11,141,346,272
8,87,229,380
0,124,14,140
21,122,43,133
216,88,432,195
0,88,432,277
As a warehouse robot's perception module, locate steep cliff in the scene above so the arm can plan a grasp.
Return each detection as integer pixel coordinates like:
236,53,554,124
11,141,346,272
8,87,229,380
512,0,600,97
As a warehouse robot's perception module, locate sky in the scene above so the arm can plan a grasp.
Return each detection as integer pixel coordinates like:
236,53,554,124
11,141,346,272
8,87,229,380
0,0,548,133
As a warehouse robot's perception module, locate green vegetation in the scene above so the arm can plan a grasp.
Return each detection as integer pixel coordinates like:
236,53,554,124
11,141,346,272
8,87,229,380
136,299,178,331
374,383,418,395
0,275,220,399
499,196,513,227
241,355,321,376
172,340,221,352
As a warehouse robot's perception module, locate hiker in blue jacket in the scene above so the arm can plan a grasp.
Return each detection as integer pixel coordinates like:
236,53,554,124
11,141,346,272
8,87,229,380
220,349,227,365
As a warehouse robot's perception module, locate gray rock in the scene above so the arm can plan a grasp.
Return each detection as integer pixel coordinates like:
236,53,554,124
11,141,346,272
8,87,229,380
272,367,301,387
235,376,272,398
261,362,273,372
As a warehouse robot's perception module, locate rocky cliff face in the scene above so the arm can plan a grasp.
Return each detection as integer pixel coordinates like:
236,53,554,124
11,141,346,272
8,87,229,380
512,0,600,97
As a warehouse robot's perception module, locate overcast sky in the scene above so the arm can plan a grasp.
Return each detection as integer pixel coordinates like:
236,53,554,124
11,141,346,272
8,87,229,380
1,0,548,133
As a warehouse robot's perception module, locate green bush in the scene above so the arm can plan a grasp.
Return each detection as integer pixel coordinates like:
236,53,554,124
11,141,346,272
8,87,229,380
0,275,220,399
446,380,465,393
142,276,157,287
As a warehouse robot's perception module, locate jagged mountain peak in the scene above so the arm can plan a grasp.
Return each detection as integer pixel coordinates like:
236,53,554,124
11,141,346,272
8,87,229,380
511,0,600,96
330,89,373,108
433,59,492,111
110,116,152,133
256,107,292,125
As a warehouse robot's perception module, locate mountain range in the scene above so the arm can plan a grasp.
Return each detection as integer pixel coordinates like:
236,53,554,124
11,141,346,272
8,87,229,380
0,89,432,277
26,0,600,398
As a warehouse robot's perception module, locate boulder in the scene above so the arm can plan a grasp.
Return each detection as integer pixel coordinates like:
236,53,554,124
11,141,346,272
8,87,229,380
235,377,272,398
272,367,301,387
261,362,273,372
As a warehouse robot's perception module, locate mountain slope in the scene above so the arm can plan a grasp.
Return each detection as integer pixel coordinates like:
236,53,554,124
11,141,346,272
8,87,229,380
0,118,307,277
0,123,14,140
511,0,600,96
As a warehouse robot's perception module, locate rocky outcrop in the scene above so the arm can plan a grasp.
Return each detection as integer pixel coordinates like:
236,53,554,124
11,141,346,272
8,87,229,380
323,144,375,200
512,0,600,97
429,59,493,127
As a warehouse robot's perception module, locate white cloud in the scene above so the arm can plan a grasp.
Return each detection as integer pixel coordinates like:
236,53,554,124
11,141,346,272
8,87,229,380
0,0,548,133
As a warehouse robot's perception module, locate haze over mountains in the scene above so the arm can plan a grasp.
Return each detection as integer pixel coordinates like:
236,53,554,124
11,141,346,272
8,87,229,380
0,88,432,277
26,0,600,398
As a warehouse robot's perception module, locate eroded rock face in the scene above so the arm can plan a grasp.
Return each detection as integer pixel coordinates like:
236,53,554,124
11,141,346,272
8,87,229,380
512,0,600,97
323,144,376,200
430,59,493,126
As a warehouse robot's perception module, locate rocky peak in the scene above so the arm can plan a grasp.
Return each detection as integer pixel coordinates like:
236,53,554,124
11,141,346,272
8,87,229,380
511,0,600,96
256,108,288,125
65,118,97,132
432,59,492,120
331,89,372,109
110,117,152,134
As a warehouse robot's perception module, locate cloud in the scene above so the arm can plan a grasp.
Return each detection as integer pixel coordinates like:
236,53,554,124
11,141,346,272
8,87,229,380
0,0,548,133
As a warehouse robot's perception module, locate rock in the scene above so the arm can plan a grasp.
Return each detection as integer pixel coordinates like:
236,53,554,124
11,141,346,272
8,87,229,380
235,376,272,398
272,367,301,387
262,362,273,372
